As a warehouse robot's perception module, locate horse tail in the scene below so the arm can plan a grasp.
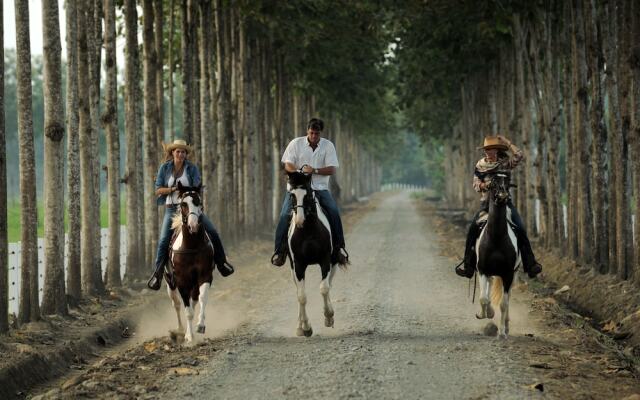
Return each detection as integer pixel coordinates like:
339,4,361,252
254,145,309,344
337,261,349,271
490,276,504,307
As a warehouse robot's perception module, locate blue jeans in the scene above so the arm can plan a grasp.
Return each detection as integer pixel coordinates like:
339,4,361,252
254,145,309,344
154,206,226,270
274,190,345,252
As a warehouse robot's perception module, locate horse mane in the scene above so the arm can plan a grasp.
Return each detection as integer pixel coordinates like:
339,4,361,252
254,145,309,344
171,210,182,230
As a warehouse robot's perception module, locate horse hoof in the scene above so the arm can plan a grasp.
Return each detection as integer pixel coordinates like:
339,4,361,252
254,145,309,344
475,313,486,320
303,328,313,337
184,335,194,344
498,333,508,340
325,316,334,328
486,308,495,319
296,328,305,337
197,325,206,334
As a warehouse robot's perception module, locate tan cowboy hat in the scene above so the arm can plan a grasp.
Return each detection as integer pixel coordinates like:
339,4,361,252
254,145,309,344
477,135,509,151
162,139,193,154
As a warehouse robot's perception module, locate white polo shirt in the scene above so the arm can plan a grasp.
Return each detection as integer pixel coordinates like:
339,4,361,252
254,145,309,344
281,136,339,191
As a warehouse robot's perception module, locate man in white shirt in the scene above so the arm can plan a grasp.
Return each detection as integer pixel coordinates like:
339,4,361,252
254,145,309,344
271,118,349,266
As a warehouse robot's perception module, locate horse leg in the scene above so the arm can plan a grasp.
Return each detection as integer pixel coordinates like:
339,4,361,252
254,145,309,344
476,274,494,319
181,289,195,343
499,290,509,339
291,266,312,337
320,264,335,328
166,284,184,333
196,282,211,334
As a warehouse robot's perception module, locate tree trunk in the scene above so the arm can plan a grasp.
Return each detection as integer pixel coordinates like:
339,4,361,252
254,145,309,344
181,0,192,143
603,0,619,273
143,0,159,273
79,0,100,296
168,0,175,139
0,0,7,333
215,0,233,237
123,0,142,282
64,0,81,301
15,0,40,322
630,0,640,284
586,0,608,272
88,0,104,294
572,0,594,265
103,0,120,288
190,0,201,158
615,0,633,280
155,0,164,145
41,0,67,315
199,0,215,215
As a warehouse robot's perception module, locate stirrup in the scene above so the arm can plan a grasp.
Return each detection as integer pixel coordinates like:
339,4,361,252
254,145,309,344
271,251,287,267
216,260,235,277
337,248,350,265
147,269,162,290
454,260,474,278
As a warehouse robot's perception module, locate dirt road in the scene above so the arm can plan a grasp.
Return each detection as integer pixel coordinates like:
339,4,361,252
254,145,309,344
30,192,640,399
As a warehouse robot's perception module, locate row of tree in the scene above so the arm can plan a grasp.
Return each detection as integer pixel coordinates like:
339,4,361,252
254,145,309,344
397,0,639,285
0,0,392,332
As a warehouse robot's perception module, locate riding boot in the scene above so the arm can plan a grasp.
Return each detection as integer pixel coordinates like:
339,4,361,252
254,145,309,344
271,241,288,267
515,228,542,278
332,246,350,265
455,222,480,278
208,232,234,277
147,256,167,291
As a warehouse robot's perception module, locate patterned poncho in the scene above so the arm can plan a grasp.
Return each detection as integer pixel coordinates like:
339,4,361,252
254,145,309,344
473,149,524,202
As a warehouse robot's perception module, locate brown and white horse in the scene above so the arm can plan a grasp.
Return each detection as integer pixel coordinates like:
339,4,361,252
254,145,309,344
166,183,215,343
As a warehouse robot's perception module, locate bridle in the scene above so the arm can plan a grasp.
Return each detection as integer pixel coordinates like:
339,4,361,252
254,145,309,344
179,190,203,226
290,184,317,216
489,173,514,205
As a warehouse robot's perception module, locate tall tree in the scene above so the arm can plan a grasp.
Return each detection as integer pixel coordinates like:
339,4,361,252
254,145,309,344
88,0,104,292
631,0,640,283
143,0,159,268
78,0,99,296
123,0,142,281
40,0,67,315
199,0,215,213
155,0,164,146
15,0,40,322
65,0,81,301
168,0,176,139
181,0,193,143
0,0,8,333
103,0,121,288
586,0,608,272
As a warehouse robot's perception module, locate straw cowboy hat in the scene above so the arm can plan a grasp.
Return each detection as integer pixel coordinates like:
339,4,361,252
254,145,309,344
477,135,509,151
162,139,193,154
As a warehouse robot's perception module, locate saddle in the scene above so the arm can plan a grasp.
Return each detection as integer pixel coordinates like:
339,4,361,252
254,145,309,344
475,210,518,233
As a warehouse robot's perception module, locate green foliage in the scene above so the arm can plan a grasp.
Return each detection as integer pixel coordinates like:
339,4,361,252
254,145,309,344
392,0,527,139
246,0,397,155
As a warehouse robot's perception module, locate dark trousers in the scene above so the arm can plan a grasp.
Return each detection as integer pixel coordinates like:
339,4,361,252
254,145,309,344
155,206,227,270
274,190,345,253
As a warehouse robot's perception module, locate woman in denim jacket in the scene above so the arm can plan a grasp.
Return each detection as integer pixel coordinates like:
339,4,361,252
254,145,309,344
147,139,234,290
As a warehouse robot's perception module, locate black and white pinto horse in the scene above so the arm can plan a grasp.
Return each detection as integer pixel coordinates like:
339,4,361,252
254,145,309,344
166,182,215,343
287,171,344,337
475,172,521,339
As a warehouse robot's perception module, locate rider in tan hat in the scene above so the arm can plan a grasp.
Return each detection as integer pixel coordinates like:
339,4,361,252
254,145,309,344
147,139,234,290
455,135,542,279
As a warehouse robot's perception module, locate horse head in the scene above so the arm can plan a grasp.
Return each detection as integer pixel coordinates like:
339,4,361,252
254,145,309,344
487,172,514,206
287,171,315,228
177,181,203,234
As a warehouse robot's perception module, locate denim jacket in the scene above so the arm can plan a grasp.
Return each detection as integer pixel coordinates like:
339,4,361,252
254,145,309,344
155,160,201,206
